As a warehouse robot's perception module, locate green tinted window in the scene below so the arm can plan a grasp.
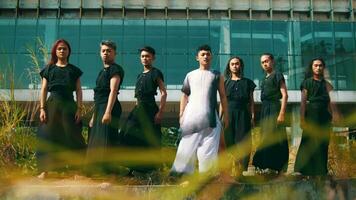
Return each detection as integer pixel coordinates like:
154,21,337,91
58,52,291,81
0,19,355,91
58,19,80,53
0,19,16,53
80,19,102,53
231,20,251,55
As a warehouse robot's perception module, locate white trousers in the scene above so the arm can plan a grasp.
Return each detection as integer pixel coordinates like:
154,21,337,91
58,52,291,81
171,121,221,174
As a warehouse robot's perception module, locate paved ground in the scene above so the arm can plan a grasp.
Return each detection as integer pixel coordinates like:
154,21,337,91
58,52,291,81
3,176,355,200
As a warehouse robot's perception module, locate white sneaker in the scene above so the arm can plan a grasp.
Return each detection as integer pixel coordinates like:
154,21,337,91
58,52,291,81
262,168,278,175
242,166,256,176
37,171,47,179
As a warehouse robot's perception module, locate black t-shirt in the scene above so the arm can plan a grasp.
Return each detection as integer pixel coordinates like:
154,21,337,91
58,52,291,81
225,77,256,105
94,63,125,104
301,77,331,103
261,71,285,102
40,64,82,97
134,67,164,102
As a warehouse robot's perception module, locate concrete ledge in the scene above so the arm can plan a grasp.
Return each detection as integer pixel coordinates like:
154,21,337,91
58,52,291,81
1,89,356,103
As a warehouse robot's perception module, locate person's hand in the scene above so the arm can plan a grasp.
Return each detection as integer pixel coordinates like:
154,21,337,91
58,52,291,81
219,131,226,152
102,112,111,124
332,112,341,125
39,109,47,123
179,113,184,125
223,115,229,129
75,109,81,124
154,112,162,124
89,117,94,128
300,118,306,130
277,113,285,124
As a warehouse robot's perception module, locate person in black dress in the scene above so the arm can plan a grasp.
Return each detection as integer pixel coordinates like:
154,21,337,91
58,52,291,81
295,58,339,176
120,46,167,173
221,56,256,174
252,53,289,173
86,40,124,174
38,39,86,178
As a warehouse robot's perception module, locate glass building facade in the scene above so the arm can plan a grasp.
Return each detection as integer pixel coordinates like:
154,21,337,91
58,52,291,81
0,0,355,93
1,19,355,91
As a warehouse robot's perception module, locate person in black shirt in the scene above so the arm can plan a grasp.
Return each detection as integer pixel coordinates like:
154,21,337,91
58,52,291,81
38,39,86,178
86,40,124,174
295,58,339,176
252,53,289,174
221,56,256,174
121,46,167,173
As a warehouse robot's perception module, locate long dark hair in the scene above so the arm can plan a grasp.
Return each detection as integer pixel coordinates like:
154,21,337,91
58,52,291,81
224,56,244,79
304,57,326,80
47,39,71,66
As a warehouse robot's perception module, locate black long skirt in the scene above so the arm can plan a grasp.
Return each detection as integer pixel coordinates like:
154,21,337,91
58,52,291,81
252,101,289,171
119,101,162,172
224,104,252,170
37,95,86,172
86,101,121,174
120,101,161,147
295,103,331,176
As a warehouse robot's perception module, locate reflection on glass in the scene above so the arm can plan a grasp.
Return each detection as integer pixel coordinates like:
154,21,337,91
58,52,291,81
0,19,354,90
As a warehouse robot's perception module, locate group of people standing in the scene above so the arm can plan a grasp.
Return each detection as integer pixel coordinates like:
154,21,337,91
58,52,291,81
37,39,338,179
37,39,166,177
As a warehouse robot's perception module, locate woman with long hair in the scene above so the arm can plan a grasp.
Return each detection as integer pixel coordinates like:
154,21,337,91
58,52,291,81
38,39,86,178
221,56,256,174
295,58,339,176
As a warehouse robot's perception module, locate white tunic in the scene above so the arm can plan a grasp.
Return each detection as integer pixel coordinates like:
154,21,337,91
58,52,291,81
180,69,220,135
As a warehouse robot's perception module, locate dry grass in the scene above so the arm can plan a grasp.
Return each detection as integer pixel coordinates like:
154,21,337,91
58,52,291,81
329,135,356,178
0,38,45,175
0,110,354,199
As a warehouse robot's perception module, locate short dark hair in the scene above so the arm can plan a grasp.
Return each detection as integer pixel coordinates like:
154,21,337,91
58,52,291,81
139,46,155,56
261,52,274,60
100,40,117,51
196,44,212,55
